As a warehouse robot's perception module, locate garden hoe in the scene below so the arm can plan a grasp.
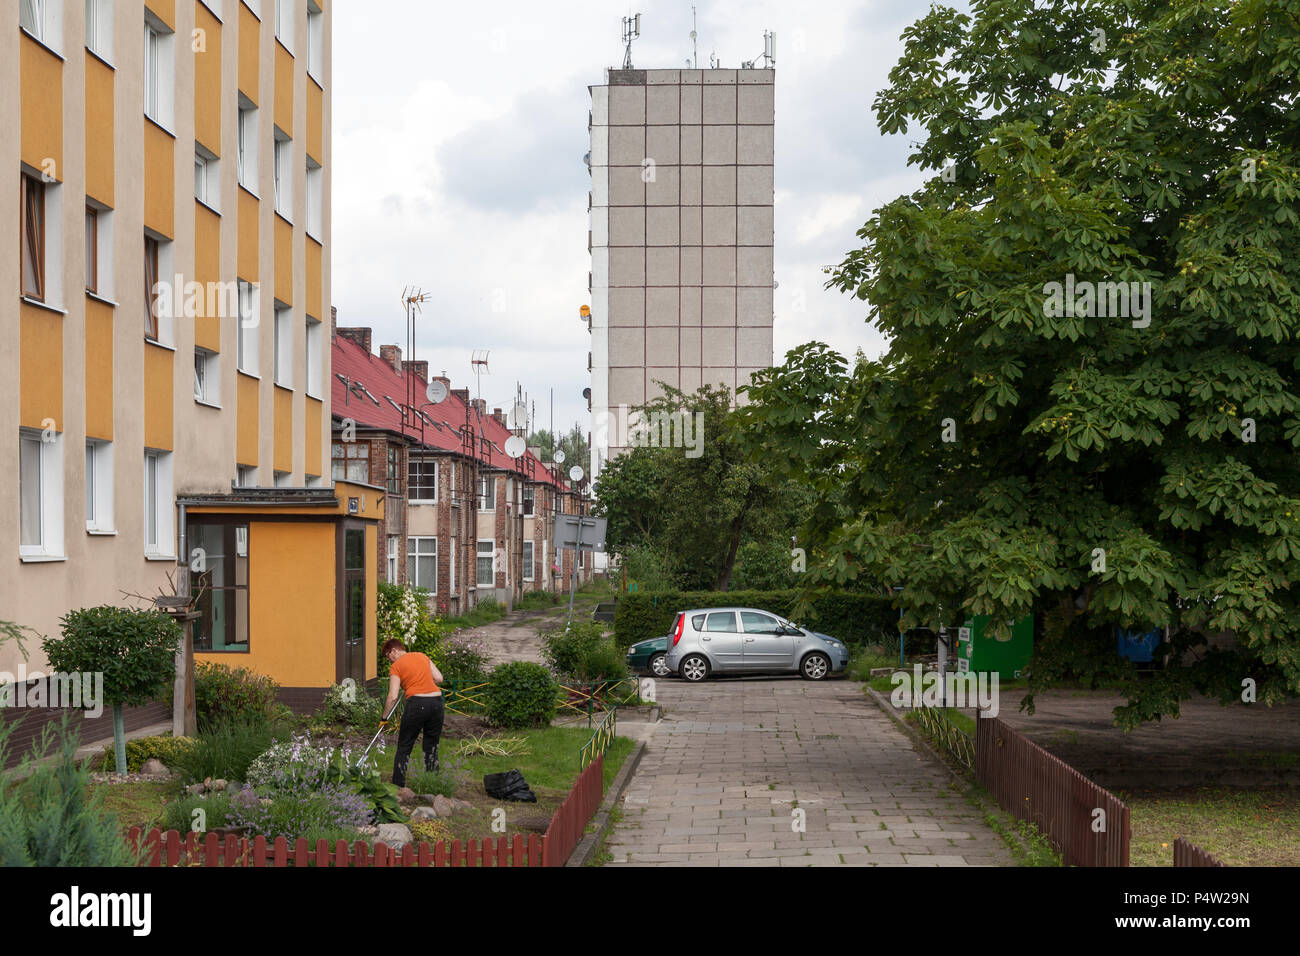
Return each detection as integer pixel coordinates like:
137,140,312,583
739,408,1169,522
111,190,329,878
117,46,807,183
358,698,402,766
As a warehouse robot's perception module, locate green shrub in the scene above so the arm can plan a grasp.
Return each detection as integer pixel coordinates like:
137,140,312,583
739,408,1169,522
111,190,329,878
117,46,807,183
612,589,900,647
434,637,491,683
542,621,628,684
407,755,466,798
100,734,197,774
319,682,383,728
160,791,233,834
516,590,560,610
0,717,142,866
485,662,558,729
170,715,279,784
227,784,373,842
191,662,280,731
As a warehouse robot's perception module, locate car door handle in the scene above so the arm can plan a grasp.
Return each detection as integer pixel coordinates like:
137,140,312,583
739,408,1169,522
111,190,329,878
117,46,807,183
701,636,710,641
744,637,755,642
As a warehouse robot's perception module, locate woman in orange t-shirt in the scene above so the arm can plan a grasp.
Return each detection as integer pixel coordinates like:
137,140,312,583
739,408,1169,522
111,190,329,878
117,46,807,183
382,639,445,788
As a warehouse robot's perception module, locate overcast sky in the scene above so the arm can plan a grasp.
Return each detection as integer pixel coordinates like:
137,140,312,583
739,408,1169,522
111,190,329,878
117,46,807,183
332,0,930,436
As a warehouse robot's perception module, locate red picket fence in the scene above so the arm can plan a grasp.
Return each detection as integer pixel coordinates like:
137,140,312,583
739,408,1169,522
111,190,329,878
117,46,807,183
1173,836,1227,867
128,752,606,868
975,715,1130,867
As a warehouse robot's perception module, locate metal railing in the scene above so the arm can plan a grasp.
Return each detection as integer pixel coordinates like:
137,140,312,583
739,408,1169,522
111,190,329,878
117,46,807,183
579,706,617,770
912,705,975,773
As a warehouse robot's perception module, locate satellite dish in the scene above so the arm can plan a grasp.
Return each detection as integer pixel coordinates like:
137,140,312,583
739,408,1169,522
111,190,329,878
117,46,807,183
425,380,448,404
553,449,566,464
569,466,584,482
504,435,526,459
507,403,528,429
582,387,592,401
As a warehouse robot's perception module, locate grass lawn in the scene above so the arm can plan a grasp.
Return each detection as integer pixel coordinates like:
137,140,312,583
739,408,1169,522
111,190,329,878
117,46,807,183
92,780,173,832
1120,786,1300,867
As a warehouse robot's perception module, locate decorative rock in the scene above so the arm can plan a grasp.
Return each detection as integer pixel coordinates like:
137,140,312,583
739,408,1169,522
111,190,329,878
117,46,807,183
396,787,416,803
204,777,213,788
141,758,169,776
431,795,456,817
454,799,474,812
210,778,227,792
409,807,439,822
416,794,439,807
375,823,412,848
357,825,378,836
185,783,204,796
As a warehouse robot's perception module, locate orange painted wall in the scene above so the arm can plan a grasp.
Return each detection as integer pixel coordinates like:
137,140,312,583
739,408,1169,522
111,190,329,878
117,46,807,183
305,397,322,477
143,343,174,451
85,56,114,204
274,216,293,305
146,0,176,29
194,2,222,153
274,43,294,135
237,373,259,465
238,188,259,281
307,81,323,164
20,36,61,174
274,386,293,472
306,239,321,319
144,122,175,239
238,2,260,104
194,521,336,687
20,303,62,431
194,204,222,350
85,299,115,440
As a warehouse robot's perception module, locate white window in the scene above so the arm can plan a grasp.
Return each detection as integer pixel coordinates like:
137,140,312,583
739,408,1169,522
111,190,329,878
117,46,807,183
237,97,258,192
523,540,535,581
274,470,290,487
195,145,219,210
476,539,495,587
273,132,292,219
21,0,63,53
408,536,436,591
306,0,323,81
305,474,321,488
85,0,113,60
408,454,437,502
19,429,64,559
274,305,292,387
194,348,220,405
477,474,494,511
144,234,174,347
305,157,323,240
237,280,259,374
144,449,174,558
237,464,257,487
386,534,399,582
242,0,260,15
84,202,113,299
84,438,114,533
143,15,175,130
449,536,456,593
305,316,322,398
274,0,292,52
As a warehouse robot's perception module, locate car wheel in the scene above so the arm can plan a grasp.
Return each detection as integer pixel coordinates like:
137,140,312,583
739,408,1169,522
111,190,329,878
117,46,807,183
650,653,671,678
801,652,831,681
679,654,710,682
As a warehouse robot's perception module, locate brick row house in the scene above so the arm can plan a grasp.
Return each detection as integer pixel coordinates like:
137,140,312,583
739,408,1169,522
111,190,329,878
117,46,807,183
330,317,592,615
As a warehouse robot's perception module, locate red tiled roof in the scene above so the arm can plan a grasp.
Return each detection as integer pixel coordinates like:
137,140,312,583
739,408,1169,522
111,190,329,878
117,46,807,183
330,334,566,488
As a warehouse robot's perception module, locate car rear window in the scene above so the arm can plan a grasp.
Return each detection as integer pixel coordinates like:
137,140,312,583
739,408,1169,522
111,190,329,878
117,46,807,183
705,612,738,632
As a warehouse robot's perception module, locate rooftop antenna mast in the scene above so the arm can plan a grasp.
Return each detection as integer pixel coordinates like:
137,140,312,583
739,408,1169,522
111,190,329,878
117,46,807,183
470,350,490,402
622,13,640,69
401,286,431,437
689,6,697,69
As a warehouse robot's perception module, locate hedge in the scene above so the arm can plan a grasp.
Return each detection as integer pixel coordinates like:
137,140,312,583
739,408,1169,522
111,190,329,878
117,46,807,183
613,590,901,647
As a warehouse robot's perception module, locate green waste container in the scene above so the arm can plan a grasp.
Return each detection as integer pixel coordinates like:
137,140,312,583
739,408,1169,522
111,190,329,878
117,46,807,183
957,615,1032,679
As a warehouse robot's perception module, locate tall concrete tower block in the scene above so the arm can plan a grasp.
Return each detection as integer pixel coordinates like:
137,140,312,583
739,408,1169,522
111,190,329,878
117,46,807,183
587,68,775,482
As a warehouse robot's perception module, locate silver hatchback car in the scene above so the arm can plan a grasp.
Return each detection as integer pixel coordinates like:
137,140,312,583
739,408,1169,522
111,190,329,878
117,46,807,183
663,607,850,682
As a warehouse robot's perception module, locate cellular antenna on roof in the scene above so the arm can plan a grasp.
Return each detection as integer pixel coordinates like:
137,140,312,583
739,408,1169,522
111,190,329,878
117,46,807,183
622,13,640,69
689,6,697,69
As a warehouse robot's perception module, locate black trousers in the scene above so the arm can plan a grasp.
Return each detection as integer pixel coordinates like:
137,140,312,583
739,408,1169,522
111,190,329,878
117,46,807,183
392,695,444,788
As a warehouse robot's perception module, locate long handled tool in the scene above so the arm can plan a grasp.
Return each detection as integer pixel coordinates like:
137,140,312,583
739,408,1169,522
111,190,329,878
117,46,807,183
357,697,402,766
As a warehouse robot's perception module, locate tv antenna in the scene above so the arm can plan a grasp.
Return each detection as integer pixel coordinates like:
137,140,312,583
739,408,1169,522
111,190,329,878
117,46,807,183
401,286,431,435
622,14,640,69
689,6,697,69
471,350,490,401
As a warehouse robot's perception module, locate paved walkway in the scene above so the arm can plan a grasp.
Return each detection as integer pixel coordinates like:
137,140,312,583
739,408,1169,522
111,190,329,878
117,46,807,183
604,677,1015,866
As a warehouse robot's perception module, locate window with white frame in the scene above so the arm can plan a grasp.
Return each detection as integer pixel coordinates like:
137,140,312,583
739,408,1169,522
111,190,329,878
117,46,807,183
194,348,220,405
523,540,535,581
476,540,495,587
143,449,175,558
408,537,436,591
236,464,257,487
84,202,112,299
143,14,175,129
305,316,322,398
84,438,114,533
274,305,292,387
274,470,290,487
477,475,494,511
408,454,437,501
273,131,292,219
274,0,292,51
144,234,174,346
19,429,64,559
306,0,323,81
20,0,63,52
85,0,113,60
305,156,323,240
237,279,259,374
195,144,219,210
305,474,321,488
386,535,399,582
237,97,258,192
449,536,456,593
